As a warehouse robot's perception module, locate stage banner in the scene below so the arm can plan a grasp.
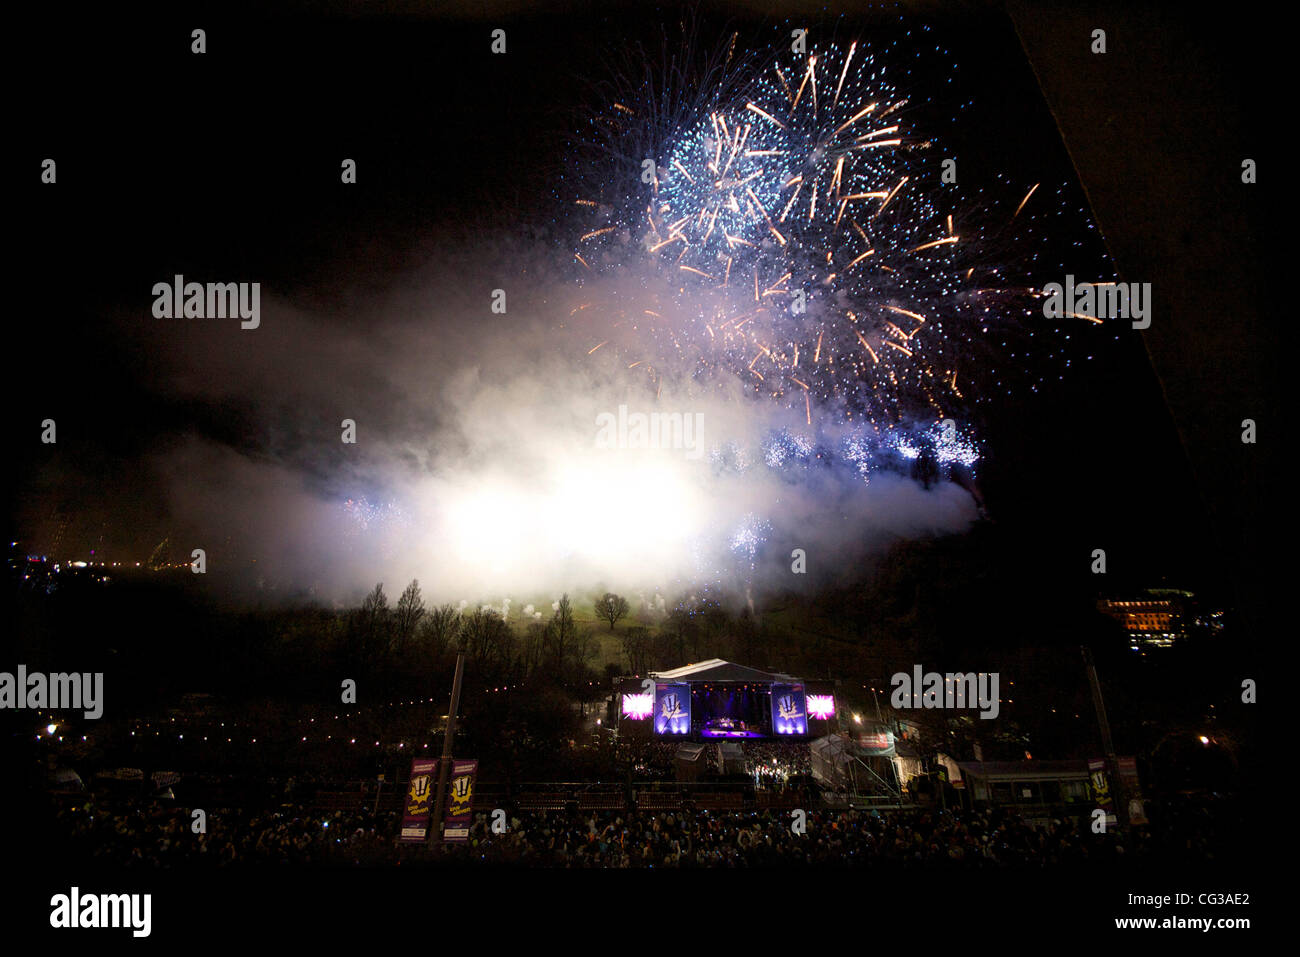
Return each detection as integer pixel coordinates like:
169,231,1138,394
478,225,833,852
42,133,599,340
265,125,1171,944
1117,756,1147,825
398,758,438,843
443,758,478,843
771,684,808,736
856,730,896,756
1088,757,1116,827
654,683,691,736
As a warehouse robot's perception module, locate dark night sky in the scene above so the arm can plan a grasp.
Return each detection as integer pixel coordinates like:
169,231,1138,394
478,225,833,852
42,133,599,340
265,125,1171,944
7,2,1272,622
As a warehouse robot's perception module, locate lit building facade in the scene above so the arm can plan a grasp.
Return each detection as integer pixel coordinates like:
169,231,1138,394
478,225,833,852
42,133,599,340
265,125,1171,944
1097,588,1192,651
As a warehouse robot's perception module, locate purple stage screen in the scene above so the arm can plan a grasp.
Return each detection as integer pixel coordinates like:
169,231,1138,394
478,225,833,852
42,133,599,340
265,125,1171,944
654,683,691,736
771,684,808,736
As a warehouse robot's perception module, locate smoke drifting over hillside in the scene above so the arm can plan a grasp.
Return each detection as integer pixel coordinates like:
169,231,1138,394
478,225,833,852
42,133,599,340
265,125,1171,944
40,234,979,608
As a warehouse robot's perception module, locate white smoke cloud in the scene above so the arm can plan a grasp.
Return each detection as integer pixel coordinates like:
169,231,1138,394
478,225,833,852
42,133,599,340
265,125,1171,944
125,235,977,606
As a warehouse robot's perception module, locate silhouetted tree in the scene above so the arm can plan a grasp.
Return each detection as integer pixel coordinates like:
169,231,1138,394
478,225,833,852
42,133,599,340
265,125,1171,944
393,579,426,647
349,582,390,667
544,594,578,669
621,625,653,674
594,592,630,630
521,621,547,674
420,604,461,658
458,609,515,679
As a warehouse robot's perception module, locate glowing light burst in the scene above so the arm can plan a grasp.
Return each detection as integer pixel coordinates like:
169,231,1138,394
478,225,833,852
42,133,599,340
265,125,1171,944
622,693,654,719
807,694,836,719
333,420,980,600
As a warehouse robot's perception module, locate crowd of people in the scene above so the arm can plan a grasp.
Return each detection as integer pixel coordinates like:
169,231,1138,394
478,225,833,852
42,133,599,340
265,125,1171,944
51,801,396,868
453,806,1122,868
46,794,1233,870
742,741,813,781
613,739,813,783
615,740,689,778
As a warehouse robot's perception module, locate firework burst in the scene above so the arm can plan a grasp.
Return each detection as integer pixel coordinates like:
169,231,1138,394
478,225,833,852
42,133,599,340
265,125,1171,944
570,23,1108,439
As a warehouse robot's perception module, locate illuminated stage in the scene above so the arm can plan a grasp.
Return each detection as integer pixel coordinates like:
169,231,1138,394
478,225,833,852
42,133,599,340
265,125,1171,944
700,717,763,739
617,659,836,741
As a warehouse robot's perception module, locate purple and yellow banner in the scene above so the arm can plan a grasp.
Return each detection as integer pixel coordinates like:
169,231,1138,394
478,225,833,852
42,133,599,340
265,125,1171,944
1088,757,1116,826
443,758,478,843
771,684,808,736
654,683,691,736
398,758,438,843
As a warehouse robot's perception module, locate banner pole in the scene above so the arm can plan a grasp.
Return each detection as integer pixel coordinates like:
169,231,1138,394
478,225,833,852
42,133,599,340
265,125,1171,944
428,653,465,848
1081,645,1129,836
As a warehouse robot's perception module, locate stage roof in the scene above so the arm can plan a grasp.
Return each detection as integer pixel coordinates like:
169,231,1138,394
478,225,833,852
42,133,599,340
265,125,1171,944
650,658,801,684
